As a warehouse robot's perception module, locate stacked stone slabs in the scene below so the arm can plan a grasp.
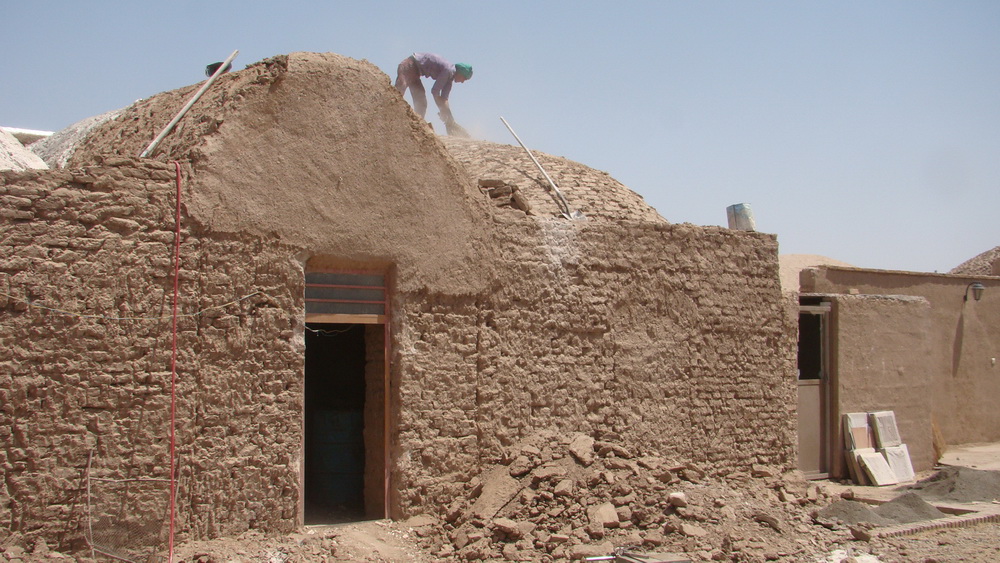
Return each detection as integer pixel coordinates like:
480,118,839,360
872,411,915,483
843,413,877,485
843,411,915,485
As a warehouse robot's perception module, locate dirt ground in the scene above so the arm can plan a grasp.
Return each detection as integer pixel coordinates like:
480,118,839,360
7,445,1000,562
151,518,1000,563
157,516,1000,563
169,442,1000,562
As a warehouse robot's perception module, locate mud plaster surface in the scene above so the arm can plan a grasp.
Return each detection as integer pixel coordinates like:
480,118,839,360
66,53,498,295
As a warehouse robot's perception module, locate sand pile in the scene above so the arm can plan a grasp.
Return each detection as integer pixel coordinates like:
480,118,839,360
815,466,1000,532
873,493,948,524
778,254,853,292
815,492,946,527
905,466,1000,503
815,500,894,527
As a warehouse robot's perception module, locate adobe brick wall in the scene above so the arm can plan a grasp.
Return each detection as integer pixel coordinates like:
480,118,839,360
2,159,795,550
1,160,306,551
391,216,796,516
801,266,1000,448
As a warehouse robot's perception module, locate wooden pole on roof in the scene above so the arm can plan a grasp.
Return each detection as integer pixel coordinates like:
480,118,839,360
139,49,239,158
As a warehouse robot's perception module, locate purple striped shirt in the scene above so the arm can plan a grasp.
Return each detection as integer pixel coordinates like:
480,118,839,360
413,52,457,100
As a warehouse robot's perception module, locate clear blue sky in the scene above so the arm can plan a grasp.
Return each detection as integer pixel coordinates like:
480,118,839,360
5,1,998,273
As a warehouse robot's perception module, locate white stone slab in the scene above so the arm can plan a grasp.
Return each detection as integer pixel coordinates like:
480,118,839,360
843,412,874,450
882,444,915,482
846,448,875,485
858,450,899,486
869,411,903,448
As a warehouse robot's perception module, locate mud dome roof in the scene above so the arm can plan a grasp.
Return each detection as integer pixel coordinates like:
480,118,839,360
441,137,665,223
61,52,665,224
65,52,506,294
0,128,48,171
951,246,1000,276
30,109,124,169
67,52,419,167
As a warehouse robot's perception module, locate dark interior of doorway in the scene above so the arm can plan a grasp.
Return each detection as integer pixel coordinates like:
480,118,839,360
798,313,823,380
304,323,366,524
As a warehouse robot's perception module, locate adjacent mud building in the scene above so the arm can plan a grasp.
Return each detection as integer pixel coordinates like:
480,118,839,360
794,263,999,481
0,53,795,552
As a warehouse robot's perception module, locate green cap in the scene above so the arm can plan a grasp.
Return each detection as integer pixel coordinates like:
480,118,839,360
455,63,473,79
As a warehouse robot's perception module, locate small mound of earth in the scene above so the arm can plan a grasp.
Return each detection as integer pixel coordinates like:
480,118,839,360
905,466,1000,503
816,493,946,527
872,492,946,524
815,500,894,527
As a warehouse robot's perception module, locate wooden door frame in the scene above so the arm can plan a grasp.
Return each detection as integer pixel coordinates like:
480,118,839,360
302,268,391,524
798,301,832,479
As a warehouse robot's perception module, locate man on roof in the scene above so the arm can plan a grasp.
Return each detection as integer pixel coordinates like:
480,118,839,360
394,52,472,136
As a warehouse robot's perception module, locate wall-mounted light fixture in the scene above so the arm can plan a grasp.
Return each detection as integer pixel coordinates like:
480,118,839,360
964,281,986,302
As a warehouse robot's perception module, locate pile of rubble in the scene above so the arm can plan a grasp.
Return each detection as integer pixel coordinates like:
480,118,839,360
402,430,846,561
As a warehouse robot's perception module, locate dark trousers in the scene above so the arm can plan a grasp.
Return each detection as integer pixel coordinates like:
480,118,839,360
394,56,428,118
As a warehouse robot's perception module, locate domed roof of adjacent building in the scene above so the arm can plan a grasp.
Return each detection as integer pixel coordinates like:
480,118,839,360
0,128,48,171
950,246,1000,277
30,110,123,169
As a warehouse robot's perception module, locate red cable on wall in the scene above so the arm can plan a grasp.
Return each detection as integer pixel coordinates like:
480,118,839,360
167,161,183,562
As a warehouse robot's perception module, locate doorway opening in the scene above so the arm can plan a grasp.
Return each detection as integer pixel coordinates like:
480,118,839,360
305,324,362,523
797,299,831,479
303,270,389,524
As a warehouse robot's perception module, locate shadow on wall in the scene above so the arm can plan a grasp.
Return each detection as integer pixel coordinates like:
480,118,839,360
952,311,964,377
